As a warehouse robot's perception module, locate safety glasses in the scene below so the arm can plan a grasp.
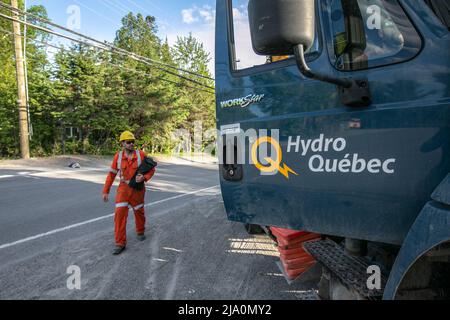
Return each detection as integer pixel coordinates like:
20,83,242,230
124,140,135,145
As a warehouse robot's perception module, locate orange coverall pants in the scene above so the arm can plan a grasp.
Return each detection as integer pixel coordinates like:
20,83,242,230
103,150,156,247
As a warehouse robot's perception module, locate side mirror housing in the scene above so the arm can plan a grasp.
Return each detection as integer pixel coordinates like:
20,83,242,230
248,0,316,56
247,0,372,108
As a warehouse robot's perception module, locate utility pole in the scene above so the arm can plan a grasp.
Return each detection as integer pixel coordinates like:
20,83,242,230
11,0,30,159
23,0,32,140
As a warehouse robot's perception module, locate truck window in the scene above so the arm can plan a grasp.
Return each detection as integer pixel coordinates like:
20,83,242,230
329,0,422,71
230,0,319,71
424,0,450,29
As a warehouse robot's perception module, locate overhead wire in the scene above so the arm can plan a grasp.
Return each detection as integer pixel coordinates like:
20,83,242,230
123,0,179,34
0,2,215,82
0,26,215,95
0,10,215,91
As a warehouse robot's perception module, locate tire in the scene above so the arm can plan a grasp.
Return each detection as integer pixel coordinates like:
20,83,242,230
244,223,265,235
395,241,450,300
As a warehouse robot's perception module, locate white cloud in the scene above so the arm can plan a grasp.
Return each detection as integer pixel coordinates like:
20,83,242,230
171,5,217,75
181,5,216,25
170,5,265,76
199,9,214,22
232,7,246,21
231,6,266,69
182,8,199,24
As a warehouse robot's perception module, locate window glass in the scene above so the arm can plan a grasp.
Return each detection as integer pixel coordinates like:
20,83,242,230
231,0,320,71
329,0,421,70
231,1,266,70
424,0,450,29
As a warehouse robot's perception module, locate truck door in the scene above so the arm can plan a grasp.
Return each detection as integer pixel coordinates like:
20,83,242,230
215,0,450,245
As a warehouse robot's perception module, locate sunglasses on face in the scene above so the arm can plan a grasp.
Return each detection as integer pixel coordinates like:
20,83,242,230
124,140,135,145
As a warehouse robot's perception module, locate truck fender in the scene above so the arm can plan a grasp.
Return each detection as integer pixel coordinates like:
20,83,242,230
383,174,450,300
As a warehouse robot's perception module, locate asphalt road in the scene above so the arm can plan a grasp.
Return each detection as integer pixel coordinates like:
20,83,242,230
0,156,318,300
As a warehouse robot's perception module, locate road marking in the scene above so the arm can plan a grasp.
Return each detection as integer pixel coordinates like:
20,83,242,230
30,167,108,176
0,168,106,181
0,185,219,250
0,175,15,179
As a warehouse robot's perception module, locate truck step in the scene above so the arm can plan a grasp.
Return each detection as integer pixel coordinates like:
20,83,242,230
303,239,387,299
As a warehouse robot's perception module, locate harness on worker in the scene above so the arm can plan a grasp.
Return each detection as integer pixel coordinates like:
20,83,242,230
117,150,141,181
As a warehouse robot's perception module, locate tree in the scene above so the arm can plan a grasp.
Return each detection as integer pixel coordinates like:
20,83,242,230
114,13,180,153
172,33,216,151
0,8,216,157
52,44,129,154
0,3,54,157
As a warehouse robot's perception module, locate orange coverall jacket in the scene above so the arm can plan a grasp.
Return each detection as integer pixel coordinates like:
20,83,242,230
103,150,156,246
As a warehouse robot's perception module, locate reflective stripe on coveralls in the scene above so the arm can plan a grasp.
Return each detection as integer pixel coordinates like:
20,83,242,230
136,150,141,166
115,202,129,208
116,202,144,211
117,150,141,179
117,151,123,178
111,149,149,246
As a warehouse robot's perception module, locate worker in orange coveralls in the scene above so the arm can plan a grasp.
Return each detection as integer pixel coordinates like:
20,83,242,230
102,131,156,255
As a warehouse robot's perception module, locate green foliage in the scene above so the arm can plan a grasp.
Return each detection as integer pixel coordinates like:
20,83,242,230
0,8,216,158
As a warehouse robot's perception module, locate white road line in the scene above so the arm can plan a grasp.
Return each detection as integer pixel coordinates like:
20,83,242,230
0,168,107,180
30,167,108,176
0,185,220,250
0,175,15,179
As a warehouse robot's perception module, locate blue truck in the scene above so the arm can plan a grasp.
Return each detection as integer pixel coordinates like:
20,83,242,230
214,0,450,299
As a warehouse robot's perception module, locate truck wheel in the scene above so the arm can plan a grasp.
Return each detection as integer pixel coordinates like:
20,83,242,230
244,223,265,235
395,240,450,300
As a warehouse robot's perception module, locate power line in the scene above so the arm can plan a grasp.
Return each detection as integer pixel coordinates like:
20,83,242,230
125,0,151,14
1,28,215,95
0,2,214,82
0,27,215,95
0,11,215,91
99,0,130,18
72,0,119,26
103,0,179,34
3,1,214,81
115,63,215,94
107,0,137,16
97,0,165,40
125,0,177,31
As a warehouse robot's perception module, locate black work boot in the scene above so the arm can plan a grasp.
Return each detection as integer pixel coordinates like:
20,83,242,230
137,234,146,241
113,245,126,255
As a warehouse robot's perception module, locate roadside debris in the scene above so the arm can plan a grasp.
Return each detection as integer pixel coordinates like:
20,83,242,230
68,162,81,169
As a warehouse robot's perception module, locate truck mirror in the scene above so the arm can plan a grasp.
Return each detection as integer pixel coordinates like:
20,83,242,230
248,0,372,108
248,0,316,56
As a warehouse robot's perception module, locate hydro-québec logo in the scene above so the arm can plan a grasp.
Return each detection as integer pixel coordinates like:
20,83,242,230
250,133,397,179
287,134,396,174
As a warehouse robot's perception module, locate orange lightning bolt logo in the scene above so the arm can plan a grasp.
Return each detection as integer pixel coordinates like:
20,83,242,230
251,136,298,179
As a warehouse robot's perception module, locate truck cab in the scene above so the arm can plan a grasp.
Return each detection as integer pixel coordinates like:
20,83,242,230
215,0,450,299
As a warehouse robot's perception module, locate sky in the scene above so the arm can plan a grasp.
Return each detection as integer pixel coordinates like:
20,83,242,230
25,0,258,75
26,0,265,75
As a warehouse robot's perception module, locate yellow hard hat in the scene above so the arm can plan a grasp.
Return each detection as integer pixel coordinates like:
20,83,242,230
119,131,135,142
